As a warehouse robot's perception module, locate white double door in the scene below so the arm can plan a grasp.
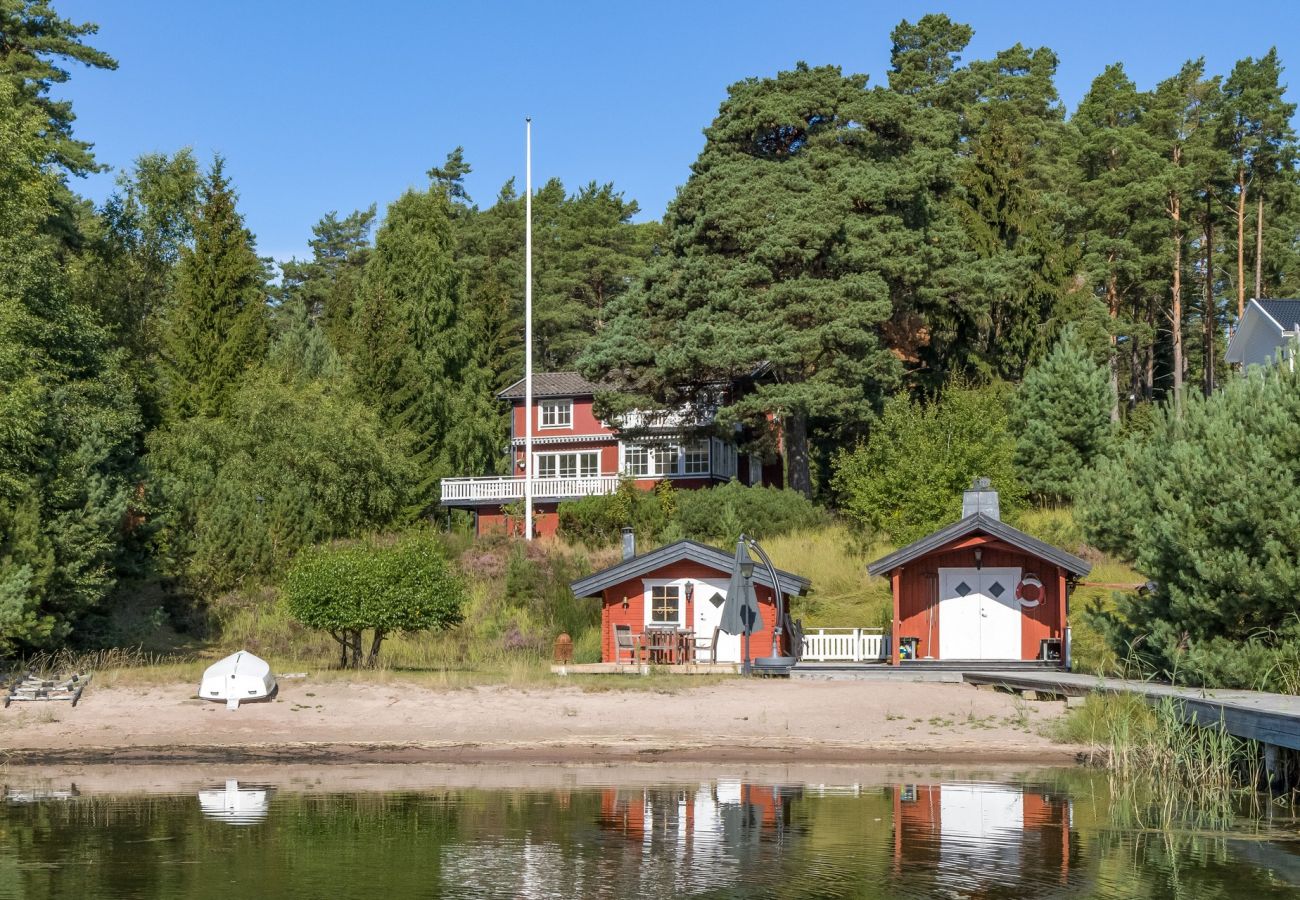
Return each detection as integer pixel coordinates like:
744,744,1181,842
938,567,1021,660
692,578,741,663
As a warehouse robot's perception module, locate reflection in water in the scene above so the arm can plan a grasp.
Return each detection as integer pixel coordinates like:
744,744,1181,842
197,779,271,825
895,782,1074,896
0,771,1297,899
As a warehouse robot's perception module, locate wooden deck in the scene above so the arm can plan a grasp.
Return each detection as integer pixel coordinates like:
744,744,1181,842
962,670,1300,751
551,662,740,676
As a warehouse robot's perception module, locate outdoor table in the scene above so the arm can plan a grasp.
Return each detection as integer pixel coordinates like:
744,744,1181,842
642,629,695,664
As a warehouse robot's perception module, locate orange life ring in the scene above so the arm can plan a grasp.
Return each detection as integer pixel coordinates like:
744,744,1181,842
1016,574,1044,608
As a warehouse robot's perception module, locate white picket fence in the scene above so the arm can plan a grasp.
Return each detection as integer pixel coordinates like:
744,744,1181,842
801,628,888,663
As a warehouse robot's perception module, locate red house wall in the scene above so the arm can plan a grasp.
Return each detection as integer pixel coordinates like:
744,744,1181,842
597,559,787,663
511,397,613,440
892,543,1065,661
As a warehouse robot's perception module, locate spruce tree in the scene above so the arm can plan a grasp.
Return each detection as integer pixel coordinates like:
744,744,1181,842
1010,331,1112,502
352,186,498,514
0,79,140,652
160,158,269,419
1077,364,1300,687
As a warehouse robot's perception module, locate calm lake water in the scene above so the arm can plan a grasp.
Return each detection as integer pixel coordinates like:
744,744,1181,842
1,765,1298,899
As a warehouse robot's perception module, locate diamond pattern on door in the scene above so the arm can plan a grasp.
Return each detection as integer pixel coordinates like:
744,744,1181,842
987,580,1005,598
954,581,971,596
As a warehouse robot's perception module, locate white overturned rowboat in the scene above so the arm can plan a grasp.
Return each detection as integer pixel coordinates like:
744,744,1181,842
199,651,276,710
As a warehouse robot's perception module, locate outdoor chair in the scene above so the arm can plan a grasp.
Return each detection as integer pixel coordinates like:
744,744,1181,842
613,625,639,664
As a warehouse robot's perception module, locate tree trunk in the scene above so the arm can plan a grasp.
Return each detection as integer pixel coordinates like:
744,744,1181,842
1236,168,1246,320
331,630,349,668
1255,192,1265,301
785,410,812,498
1171,192,1184,411
366,629,386,668
1105,270,1120,422
349,630,364,670
1204,197,1216,396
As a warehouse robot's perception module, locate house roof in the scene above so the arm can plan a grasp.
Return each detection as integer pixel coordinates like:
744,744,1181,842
865,513,1092,579
570,539,811,598
497,372,610,400
1257,299,1300,331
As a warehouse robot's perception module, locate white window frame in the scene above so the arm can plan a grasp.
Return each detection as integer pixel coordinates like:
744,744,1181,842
539,399,572,429
683,440,710,475
534,451,599,479
643,579,685,628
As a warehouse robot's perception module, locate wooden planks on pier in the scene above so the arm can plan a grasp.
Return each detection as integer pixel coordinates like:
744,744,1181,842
962,670,1300,751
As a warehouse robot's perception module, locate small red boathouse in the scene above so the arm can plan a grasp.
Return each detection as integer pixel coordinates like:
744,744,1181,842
867,483,1091,668
570,539,810,666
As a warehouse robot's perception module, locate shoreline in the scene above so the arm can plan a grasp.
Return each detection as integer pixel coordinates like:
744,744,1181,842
0,739,1087,766
0,677,1082,768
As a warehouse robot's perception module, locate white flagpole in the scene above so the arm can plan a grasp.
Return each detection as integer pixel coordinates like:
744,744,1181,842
524,117,534,541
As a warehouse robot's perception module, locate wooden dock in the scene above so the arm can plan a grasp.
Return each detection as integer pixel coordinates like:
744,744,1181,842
962,670,1300,751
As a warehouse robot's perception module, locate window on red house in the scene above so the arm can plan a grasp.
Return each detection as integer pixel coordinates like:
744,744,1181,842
650,585,680,625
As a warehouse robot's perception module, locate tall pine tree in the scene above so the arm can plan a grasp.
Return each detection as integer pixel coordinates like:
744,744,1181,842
160,158,269,419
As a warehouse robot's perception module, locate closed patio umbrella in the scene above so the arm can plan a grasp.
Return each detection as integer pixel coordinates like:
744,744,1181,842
720,538,764,674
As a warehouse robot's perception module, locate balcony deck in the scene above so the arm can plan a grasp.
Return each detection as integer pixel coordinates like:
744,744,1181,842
440,475,623,506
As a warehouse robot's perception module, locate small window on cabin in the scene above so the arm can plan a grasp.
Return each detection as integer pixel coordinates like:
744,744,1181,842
540,399,572,428
650,585,681,625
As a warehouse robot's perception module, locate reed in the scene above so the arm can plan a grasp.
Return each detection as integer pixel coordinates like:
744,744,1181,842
1054,692,1265,826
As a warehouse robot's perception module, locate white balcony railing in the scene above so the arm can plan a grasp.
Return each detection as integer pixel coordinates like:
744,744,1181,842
801,628,887,663
440,475,623,504
619,406,717,430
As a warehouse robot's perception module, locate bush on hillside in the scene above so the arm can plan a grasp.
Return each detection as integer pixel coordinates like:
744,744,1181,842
283,532,464,668
674,480,826,542
1076,365,1300,687
559,478,825,546
832,381,1024,544
148,367,415,593
557,478,669,547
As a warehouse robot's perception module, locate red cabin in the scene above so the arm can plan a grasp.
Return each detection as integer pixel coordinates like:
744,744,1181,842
867,483,1091,668
439,373,783,538
569,539,810,666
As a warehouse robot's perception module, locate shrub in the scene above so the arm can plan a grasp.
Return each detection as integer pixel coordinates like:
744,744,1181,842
283,532,464,668
558,478,667,546
149,367,415,593
1076,364,1300,686
832,380,1024,544
673,480,826,542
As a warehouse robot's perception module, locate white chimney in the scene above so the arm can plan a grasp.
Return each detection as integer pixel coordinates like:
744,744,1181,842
621,527,636,560
962,477,1000,520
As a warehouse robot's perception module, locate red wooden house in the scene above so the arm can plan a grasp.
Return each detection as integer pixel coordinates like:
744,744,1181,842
440,372,782,538
867,483,1091,668
569,539,810,665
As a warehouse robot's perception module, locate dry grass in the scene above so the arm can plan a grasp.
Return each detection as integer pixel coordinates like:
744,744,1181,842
764,524,893,630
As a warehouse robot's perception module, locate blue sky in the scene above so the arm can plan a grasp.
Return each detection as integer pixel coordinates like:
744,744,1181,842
58,1,1300,263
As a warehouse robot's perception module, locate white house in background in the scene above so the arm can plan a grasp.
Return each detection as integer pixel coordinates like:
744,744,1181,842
1226,299,1300,371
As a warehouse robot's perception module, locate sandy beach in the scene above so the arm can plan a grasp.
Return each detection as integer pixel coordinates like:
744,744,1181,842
0,677,1081,765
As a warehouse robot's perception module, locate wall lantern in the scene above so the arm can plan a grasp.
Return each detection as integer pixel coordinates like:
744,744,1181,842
685,581,694,605
973,547,983,570
621,593,629,610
